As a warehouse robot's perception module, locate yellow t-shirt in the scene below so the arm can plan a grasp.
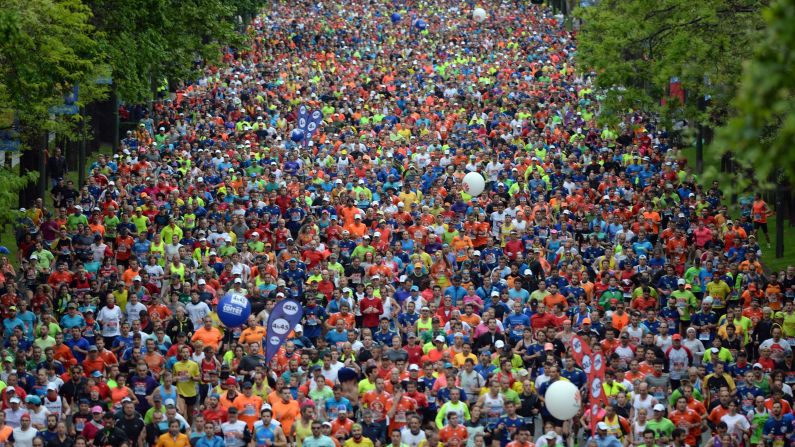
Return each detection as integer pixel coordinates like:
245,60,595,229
172,360,199,397
344,438,375,447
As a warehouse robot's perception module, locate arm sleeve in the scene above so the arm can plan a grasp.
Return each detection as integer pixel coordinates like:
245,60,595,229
435,402,447,429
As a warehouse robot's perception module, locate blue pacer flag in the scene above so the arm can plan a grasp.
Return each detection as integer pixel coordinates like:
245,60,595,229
265,298,304,363
297,105,309,131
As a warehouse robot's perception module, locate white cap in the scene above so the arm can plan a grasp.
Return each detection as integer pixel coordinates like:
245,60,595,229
373,232,381,237
9,397,20,404
703,296,714,304
164,398,176,407
491,291,500,297
354,214,362,219
198,279,206,285
596,422,608,431
472,250,481,256
408,364,420,371
294,324,303,333
653,403,666,412
133,276,141,282
495,340,505,349
547,430,559,438
234,278,243,284
435,335,446,343
524,269,532,275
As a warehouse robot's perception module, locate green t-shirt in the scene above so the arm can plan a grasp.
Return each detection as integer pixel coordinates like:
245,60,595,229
748,410,770,444
645,417,675,438
670,290,698,321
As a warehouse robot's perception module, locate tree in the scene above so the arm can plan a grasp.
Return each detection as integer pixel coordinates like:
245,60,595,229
574,0,767,132
88,0,246,103
0,0,103,126
709,0,795,189
0,0,104,215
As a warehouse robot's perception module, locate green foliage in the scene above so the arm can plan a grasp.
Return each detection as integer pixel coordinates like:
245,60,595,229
574,0,767,129
0,169,39,227
709,0,795,190
89,0,245,102
0,0,103,133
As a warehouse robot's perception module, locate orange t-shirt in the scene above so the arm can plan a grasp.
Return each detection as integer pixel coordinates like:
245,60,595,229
544,293,568,310
362,390,391,421
330,418,353,438
192,327,223,349
238,327,267,353
233,394,264,429
271,399,300,435
611,313,630,331
386,396,417,433
669,409,702,446
82,357,107,376
439,425,468,443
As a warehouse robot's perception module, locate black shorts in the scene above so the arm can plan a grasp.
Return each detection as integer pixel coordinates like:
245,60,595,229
181,395,198,406
754,221,768,233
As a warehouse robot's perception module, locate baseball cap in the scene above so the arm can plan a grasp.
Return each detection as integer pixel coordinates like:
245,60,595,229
164,398,176,407
677,279,686,285
435,335,446,343
597,422,608,430
408,364,420,371
672,334,682,340
752,363,763,369
547,430,559,438
582,318,591,324
9,397,20,404
653,404,666,412
91,405,103,413
495,340,505,349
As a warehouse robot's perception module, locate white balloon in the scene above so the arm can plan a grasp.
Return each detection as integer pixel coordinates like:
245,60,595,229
462,172,485,196
473,8,487,22
544,380,582,420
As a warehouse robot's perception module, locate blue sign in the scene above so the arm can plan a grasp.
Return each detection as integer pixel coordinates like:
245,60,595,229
297,105,309,131
49,84,80,115
265,298,304,363
48,105,79,115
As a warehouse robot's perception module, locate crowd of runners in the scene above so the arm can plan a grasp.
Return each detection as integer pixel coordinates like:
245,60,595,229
3,1,795,447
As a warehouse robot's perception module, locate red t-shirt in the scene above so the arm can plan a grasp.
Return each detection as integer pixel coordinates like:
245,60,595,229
359,297,383,328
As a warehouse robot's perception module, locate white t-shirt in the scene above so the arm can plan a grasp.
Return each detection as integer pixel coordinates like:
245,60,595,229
11,427,38,447
400,426,427,447
186,301,211,328
28,407,50,429
97,305,123,336
125,301,148,322
720,413,750,441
